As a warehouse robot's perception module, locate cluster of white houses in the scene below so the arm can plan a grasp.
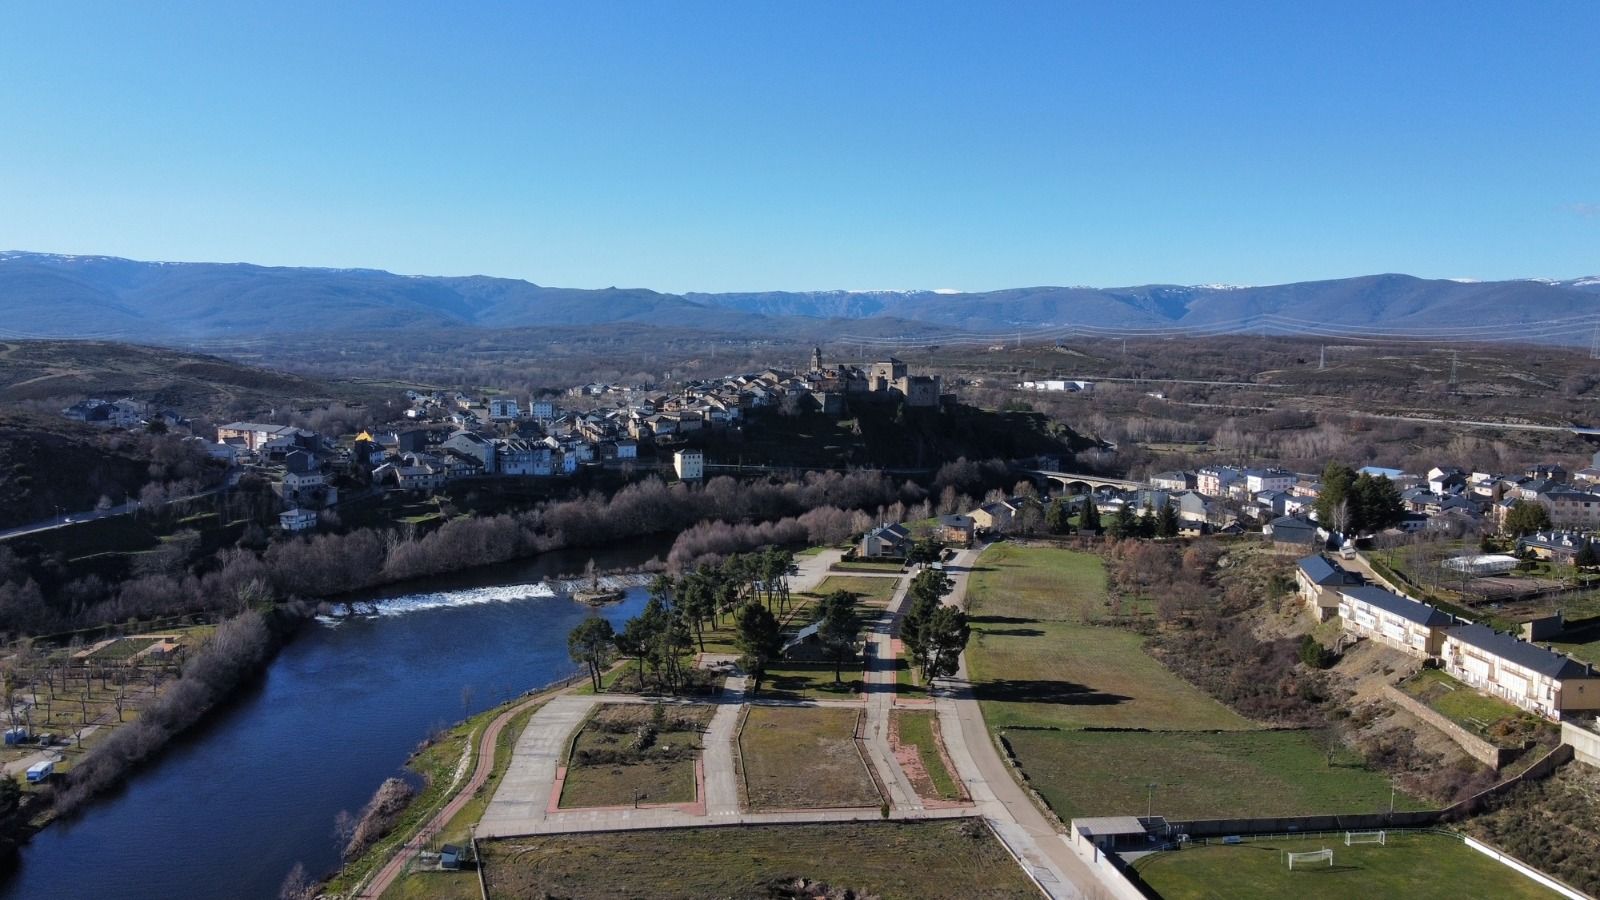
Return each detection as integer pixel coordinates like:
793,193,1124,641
1126,454,1600,547
1298,554,1600,721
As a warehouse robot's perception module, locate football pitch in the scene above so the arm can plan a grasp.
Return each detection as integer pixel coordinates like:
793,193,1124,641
1133,831,1560,900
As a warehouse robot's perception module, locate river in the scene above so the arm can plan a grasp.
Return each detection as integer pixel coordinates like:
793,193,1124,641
0,540,666,900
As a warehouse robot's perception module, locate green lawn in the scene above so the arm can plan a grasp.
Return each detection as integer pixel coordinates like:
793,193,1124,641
1548,624,1600,665
810,575,900,606
1399,669,1544,747
760,662,864,700
1002,729,1426,821
969,621,1251,731
1134,832,1558,900
967,544,1109,623
738,706,880,810
480,819,1039,899
893,709,961,801
559,704,715,808
965,542,1241,731
694,599,818,657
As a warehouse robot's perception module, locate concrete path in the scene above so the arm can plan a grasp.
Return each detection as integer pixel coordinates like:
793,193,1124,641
861,571,922,812
477,694,597,835
360,683,561,899
702,675,746,818
789,548,845,594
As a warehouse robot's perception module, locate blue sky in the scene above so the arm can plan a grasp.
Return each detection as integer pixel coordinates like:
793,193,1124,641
2,2,1596,292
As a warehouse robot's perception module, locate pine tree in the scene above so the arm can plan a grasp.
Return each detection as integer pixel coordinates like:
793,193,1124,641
1157,502,1180,538
1079,498,1101,533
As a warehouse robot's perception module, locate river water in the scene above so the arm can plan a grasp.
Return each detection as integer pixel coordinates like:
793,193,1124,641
0,541,664,900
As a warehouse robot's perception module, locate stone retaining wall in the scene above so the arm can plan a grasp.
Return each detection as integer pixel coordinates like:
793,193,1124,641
1383,683,1520,769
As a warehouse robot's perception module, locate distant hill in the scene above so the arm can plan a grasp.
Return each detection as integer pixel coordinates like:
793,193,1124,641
0,340,344,417
2,251,1597,345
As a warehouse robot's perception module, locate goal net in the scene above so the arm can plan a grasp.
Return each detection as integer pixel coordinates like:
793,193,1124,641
1345,830,1387,846
1287,848,1333,869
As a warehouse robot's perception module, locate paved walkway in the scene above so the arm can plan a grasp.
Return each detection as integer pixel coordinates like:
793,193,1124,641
861,570,923,812
789,548,845,594
701,675,746,819
477,694,597,835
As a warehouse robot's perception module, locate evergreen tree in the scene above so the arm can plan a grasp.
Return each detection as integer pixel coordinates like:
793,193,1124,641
1136,503,1157,539
816,590,862,682
1503,500,1552,537
1156,502,1180,538
1350,473,1404,532
901,568,954,670
734,602,783,695
1314,462,1358,529
567,616,616,692
1108,504,1136,539
1079,497,1101,533
1576,540,1598,570
916,606,971,681
1046,499,1073,534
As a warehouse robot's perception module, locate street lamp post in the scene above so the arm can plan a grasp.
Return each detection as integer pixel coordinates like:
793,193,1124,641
1147,782,1157,820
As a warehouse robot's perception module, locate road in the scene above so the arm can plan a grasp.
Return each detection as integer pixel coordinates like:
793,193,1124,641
0,484,224,543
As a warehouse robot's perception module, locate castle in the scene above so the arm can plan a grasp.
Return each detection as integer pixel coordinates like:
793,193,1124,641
806,346,942,408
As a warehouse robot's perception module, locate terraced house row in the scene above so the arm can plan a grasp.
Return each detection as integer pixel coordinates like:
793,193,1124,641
1298,554,1600,720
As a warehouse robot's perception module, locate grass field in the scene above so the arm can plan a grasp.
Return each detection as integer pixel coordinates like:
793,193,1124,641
969,622,1250,731
893,709,961,801
1134,832,1558,900
761,662,864,699
560,704,714,808
738,706,880,810
480,819,1039,899
810,574,900,606
691,598,819,658
1002,729,1425,821
1399,668,1541,747
84,636,160,659
966,544,1109,623
1547,624,1600,665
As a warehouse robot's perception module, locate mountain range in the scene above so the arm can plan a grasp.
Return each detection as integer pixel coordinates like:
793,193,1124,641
2,251,1598,346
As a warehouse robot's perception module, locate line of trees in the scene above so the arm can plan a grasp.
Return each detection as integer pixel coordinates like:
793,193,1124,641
2,468,962,640
51,605,288,816
1104,502,1180,540
899,568,969,681
568,547,798,695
